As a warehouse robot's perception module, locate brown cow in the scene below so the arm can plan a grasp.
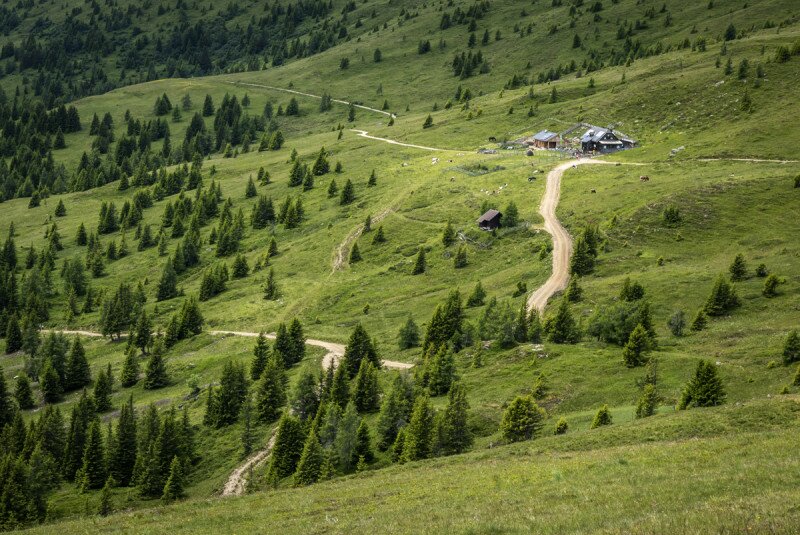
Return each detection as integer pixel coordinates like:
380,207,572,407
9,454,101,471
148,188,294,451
640,175,650,182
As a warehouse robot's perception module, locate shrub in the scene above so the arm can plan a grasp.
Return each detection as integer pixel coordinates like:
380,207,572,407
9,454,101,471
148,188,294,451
500,395,546,442
783,330,800,365
590,405,612,428
762,274,780,297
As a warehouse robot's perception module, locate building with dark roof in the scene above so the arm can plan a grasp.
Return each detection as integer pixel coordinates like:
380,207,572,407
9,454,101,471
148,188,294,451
580,126,637,153
477,209,502,230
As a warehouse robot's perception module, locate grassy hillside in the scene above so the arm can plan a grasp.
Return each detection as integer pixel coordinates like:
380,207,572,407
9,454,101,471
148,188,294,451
1,0,800,530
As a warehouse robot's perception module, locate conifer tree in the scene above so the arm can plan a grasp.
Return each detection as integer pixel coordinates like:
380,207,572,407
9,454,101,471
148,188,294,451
352,360,381,413
500,395,545,442
353,420,374,464
635,384,658,418
144,344,169,389
729,253,748,281
569,236,594,276
565,276,582,302
263,268,278,300
403,394,434,461
111,396,138,486
99,476,114,516
329,362,351,410
528,308,543,343
245,177,257,198
291,368,320,421
294,427,324,486
256,356,287,423
5,314,22,353
267,413,306,483
79,420,108,491
590,405,613,428
232,253,249,278
212,361,247,427
250,333,270,380
76,223,88,246
412,248,426,275
690,308,708,332
340,179,355,205
545,299,579,343
312,148,330,176
392,428,406,463
453,246,468,268
678,360,726,409
14,373,35,410
240,398,253,458
334,402,360,472
156,261,178,301
763,274,780,297
376,375,411,451
442,221,456,247
427,345,456,396
133,310,152,355
120,346,140,387
397,317,420,349
41,360,62,403
503,201,519,227
342,324,380,378
93,368,113,412
349,242,362,263
783,330,800,365
268,237,279,257
622,323,650,368
704,274,740,316
438,382,472,455
63,336,91,391
793,364,800,387
327,179,339,198
63,391,95,481
372,225,386,244
161,456,185,501
0,368,13,426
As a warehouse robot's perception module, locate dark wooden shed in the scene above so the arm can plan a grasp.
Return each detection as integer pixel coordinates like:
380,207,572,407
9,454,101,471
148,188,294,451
477,209,502,230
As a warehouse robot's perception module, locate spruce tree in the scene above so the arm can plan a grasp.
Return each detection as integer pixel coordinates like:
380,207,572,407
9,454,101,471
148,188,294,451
554,417,569,435
372,225,386,244
500,395,545,442
5,314,22,353
352,360,381,413
291,368,320,421
376,375,411,451
232,253,249,278
329,362,351,410
397,317,420,349
729,253,748,281
453,246,468,268
0,368,13,426
111,396,138,486
528,308,543,343
14,373,35,410
635,384,658,418
412,248,426,275
161,456,186,501
403,394,434,461
245,177,257,198
41,360,62,403
783,330,800,365
267,413,306,483
545,299,579,343
439,382,472,454
569,236,594,276
144,345,169,389
763,274,780,297
704,274,740,316
263,268,278,300
340,179,355,205
342,324,380,378
349,242,362,263
622,324,650,368
294,427,324,486
353,420,374,464
590,405,613,428
133,310,152,354
678,360,726,409
98,476,114,516
690,308,708,332
427,345,456,396
391,429,406,463
120,346,140,387
442,221,456,247
212,361,247,427
250,332,270,381
334,402,360,472
79,420,108,491
93,368,113,412
565,277,582,302
62,336,90,391
256,356,287,423
327,179,338,198
156,261,178,301
241,398,253,458
312,148,330,176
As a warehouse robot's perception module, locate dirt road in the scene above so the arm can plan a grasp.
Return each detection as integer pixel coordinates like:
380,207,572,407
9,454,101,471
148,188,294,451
526,159,615,313
221,432,277,497
350,129,455,152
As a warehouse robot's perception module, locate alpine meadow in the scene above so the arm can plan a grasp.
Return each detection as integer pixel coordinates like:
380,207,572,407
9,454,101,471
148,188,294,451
1,0,800,533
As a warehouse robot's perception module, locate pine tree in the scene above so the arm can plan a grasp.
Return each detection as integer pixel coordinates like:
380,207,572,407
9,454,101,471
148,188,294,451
120,346,140,387
245,177,257,198
398,317,420,349
500,395,546,442
329,362,351,410
783,330,800,365
427,345,456,396
98,476,114,516
41,360,63,403
528,308,543,343
353,420,373,464
14,373,35,410
342,324,380,378
144,345,169,389
352,360,381,413
372,225,386,244
312,148,330,176
263,268,278,300
340,179,355,205
442,221,456,247
678,360,726,409
5,313,22,353
256,356,287,423
690,308,708,332
554,417,569,435
294,427,324,486
590,405,613,428
403,394,434,461
212,361,247,427
569,236,594,276
232,253,249,278
635,384,658,418
412,248,426,275
0,368,13,426
250,332,270,380
704,274,740,316
156,261,178,301
439,382,472,454
503,201,519,227
729,253,748,281
453,246,468,268
161,456,185,501
93,367,113,412
376,375,411,451
79,420,108,491
62,336,90,391
349,242,362,263
267,413,306,483
565,277,582,302
111,396,137,486
334,402,360,472
327,179,339,198
622,324,650,368
545,299,579,343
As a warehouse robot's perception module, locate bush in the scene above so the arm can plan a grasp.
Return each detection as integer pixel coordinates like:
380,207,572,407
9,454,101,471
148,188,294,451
554,417,568,435
783,330,800,365
590,405,612,428
663,206,682,227
500,395,546,442
762,274,780,297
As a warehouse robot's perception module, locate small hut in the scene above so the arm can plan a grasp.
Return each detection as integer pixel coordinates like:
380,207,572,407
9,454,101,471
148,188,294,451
530,130,562,149
477,209,502,230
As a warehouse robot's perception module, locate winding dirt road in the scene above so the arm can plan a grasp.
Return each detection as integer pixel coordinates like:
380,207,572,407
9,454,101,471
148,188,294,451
350,129,455,152
221,432,277,497
526,159,616,313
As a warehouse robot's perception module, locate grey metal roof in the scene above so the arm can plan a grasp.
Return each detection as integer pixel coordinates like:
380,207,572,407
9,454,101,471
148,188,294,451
533,130,559,142
477,209,501,223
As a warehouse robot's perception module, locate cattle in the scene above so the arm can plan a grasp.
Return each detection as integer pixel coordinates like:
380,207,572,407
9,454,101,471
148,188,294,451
640,175,650,182
590,189,597,193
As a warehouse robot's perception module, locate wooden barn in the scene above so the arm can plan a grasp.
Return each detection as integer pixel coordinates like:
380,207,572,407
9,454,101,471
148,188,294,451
530,130,562,149
477,209,502,230
580,126,636,153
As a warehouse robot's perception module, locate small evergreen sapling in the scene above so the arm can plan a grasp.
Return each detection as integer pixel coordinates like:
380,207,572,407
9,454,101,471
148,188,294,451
500,395,546,442
590,405,613,429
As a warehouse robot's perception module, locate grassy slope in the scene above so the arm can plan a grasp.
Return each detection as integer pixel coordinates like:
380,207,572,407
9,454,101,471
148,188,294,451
20,397,800,534
2,0,800,525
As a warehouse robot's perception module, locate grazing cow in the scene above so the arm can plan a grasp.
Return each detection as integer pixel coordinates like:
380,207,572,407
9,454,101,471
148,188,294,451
590,189,597,193
640,175,650,182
